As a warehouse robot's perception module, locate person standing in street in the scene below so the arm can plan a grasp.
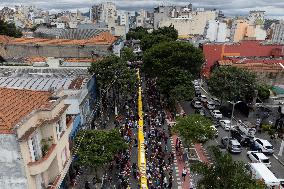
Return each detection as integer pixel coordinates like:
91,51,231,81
163,176,168,188
182,167,187,181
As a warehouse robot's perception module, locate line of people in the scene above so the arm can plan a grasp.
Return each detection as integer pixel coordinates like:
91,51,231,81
142,79,174,189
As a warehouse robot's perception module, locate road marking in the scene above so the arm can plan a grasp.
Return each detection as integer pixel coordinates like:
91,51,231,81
273,154,279,160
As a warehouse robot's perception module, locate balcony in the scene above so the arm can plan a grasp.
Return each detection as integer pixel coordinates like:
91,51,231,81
28,144,57,175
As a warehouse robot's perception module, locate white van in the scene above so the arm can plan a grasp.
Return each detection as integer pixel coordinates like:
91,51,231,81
249,163,280,188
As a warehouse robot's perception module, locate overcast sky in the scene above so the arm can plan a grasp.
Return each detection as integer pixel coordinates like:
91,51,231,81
1,0,284,18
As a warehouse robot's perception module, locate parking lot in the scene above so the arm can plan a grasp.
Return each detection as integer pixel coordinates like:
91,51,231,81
181,82,284,178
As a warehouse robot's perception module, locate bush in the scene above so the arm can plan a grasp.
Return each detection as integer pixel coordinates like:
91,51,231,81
261,124,272,131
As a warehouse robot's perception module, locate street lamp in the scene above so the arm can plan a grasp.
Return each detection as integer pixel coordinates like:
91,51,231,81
226,100,242,150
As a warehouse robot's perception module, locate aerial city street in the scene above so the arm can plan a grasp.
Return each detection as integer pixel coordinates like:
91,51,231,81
0,0,284,189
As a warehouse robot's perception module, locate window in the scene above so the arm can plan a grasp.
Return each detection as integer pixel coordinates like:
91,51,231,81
28,132,42,161
56,119,64,140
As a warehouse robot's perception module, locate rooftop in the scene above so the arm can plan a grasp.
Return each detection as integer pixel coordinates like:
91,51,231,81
0,68,89,90
0,88,52,134
218,60,284,73
0,32,117,46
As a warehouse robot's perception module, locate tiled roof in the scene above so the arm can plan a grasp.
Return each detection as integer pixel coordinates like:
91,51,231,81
0,88,52,134
0,32,117,46
218,60,284,73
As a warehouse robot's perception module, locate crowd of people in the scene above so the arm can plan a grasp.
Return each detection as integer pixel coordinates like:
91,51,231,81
142,79,174,189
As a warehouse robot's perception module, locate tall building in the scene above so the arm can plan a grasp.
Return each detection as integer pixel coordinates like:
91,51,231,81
0,88,73,189
271,21,284,44
205,20,229,42
153,4,217,36
157,8,217,36
248,10,265,25
230,19,266,42
91,2,117,24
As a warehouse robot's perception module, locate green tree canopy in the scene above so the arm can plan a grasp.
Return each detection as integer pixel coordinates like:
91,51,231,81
157,68,194,102
120,47,136,62
126,26,178,51
0,19,22,37
208,66,257,102
126,26,148,40
75,129,128,168
257,84,270,101
140,34,173,51
173,114,215,145
88,55,136,95
192,146,266,189
143,41,204,78
151,25,178,40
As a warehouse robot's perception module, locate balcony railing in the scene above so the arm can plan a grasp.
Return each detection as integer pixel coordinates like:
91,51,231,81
28,144,57,175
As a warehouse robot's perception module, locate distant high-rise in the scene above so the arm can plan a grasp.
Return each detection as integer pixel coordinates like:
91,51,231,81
271,21,284,44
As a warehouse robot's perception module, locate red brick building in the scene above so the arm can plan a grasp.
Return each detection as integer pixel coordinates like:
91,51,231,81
202,40,284,77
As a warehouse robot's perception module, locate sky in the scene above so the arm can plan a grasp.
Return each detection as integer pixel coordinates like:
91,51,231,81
0,0,284,19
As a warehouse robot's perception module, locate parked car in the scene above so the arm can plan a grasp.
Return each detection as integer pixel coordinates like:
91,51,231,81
219,106,232,118
213,120,221,127
247,151,271,167
206,101,215,110
199,95,208,103
210,110,223,119
221,137,242,153
231,129,253,147
195,89,201,96
237,120,256,137
253,138,274,154
192,100,203,109
219,119,232,131
211,97,221,106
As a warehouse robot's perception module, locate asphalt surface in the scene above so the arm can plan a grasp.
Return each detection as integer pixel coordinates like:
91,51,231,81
180,98,284,179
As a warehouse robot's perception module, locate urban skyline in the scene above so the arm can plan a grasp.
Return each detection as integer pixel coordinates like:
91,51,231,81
0,0,284,19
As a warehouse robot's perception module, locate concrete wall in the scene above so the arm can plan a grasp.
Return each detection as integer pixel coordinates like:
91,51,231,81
158,11,216,35
0,44,111,59
0,134,28,189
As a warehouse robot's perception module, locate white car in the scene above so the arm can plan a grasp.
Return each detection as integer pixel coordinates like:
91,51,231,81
219,120,232,131
254,138,274,154
193,101,202,109
247,151,271,167
211,110,223,119
200,95,207,103
206,101,215,110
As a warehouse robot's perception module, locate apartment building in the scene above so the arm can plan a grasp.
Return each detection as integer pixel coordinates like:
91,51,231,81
205,20,229,42
271,21,284,44
155,6,217,36
0,88,73,189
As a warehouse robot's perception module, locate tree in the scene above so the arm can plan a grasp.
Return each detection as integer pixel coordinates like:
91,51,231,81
173,114,215,145
0,19,22,37
152,25,178,40
120,47,136,62
140,34,173,51
140,25,178,51
257,84,270,101
208,66,257,102
126,26,148,40
192,146,266,189
75,129,128,175
89,55,137,117
143,41,204,78
156,68,194,106
89,55,136,95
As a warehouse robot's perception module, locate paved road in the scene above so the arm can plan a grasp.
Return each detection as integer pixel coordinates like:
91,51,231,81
181,100,284,179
